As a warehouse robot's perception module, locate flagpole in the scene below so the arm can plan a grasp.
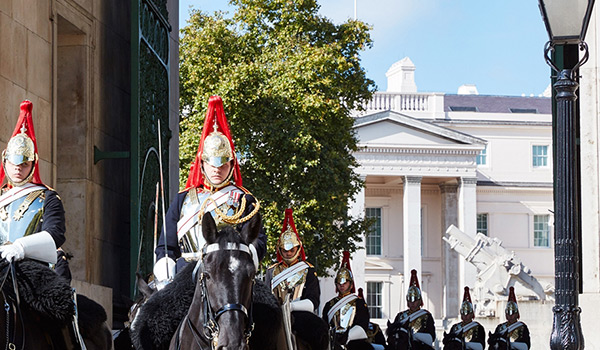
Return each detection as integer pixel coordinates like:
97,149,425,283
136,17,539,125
354,0,357,19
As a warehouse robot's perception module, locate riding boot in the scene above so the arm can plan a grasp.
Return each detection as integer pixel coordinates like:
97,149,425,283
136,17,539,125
70,288,87,349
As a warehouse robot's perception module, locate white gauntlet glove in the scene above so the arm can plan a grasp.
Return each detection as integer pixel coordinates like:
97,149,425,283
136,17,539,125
153,257,176,290
290,299,314,313
0,231,56,263
0,242,24,262
347,325,368,343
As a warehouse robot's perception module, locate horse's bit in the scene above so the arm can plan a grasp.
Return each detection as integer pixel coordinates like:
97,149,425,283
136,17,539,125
177,242,257,350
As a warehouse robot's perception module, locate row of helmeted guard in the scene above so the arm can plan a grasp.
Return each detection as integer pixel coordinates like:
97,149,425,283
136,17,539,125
267,209,531,350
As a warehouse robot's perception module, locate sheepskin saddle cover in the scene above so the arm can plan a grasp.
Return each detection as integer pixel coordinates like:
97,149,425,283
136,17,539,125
0,259,74,323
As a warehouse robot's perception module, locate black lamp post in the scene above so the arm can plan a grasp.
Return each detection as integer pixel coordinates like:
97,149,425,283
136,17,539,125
538,1,595,349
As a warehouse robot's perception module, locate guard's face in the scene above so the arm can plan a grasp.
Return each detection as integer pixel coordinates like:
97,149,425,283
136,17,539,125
281,246,299,261
202,160,232,185
336,281,352,294
461,312,474,323
407,299,421,312
5,160,32,184
506,311,519,324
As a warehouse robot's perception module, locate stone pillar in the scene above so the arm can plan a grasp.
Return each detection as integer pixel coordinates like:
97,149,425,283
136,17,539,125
440,182,459,319
351,176,367,292
458,177,478,288
403,176,423,283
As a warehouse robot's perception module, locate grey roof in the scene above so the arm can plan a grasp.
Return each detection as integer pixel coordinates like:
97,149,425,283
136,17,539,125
444,94,551,114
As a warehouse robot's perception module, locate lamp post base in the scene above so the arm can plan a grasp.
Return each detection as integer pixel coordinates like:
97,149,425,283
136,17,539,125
550,305,584,350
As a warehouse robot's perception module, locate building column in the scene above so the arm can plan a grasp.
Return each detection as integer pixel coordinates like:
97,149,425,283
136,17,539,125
403,176,423,284
440,182,459,319
458,177,478,289
351,175,367,292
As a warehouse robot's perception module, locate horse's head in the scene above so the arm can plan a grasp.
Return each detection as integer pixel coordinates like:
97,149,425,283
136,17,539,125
488,331,508,350
386,319,410,350
195,211,261,350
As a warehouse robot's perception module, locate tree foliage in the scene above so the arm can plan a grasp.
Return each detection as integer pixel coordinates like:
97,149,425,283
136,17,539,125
179,0,375,275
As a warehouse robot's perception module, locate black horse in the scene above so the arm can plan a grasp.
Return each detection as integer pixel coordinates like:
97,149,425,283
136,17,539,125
0,259,112,349
386,320,434,350
441,331,464,350
130,212,286,350
169,211,262,349
487,331,508,350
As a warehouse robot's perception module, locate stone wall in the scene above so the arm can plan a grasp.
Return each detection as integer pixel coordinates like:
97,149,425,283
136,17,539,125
0,0,179,327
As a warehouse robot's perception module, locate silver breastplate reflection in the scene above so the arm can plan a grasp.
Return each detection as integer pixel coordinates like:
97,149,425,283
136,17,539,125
272,264,308,303
179,189,243,258
334,299,357,333
0,190,45,244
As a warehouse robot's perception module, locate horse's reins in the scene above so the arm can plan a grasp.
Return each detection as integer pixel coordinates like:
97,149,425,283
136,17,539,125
176,242,257,350
0,262,25,350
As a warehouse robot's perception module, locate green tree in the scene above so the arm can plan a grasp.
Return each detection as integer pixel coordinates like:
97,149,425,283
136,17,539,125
179,0,375,275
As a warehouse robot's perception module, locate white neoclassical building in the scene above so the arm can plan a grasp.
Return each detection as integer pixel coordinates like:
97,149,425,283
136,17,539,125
320,57,556,348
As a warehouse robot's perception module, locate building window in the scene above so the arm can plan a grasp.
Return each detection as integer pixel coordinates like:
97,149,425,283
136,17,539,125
534,215,550,247
367,281,383,319
532,145,548,167
477,213,488,236
366,208,382,255
476,146,487,165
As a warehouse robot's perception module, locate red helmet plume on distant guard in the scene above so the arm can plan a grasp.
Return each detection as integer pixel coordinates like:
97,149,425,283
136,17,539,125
1,101,43,186
335,251,355,293
276,208,306,265
406,269,423,306
185,95,242,190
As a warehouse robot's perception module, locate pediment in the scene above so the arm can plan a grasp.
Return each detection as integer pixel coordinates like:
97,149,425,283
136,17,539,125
354,110,485,147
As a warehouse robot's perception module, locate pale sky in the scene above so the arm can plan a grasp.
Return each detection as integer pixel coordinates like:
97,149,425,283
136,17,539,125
179,0,551,97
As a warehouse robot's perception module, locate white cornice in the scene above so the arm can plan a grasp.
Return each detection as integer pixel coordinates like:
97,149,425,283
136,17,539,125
357,144,481,156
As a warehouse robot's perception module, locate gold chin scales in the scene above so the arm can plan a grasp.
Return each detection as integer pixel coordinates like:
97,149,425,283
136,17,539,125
201,196,260,225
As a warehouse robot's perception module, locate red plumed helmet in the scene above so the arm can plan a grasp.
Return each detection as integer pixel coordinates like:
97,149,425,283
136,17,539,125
460,286,474,315
506,286,519,316
277,208,306,264
185,96,242,190
406,269,423,306
335,251,355,293
1,101,43,186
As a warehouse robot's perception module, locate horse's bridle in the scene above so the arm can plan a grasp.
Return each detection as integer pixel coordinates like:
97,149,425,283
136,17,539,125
176,242,257,350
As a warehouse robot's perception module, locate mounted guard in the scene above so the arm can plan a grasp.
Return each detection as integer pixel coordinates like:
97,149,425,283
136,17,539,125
489,286,530,350
322,251,371,350
153,95,267,289
0,101,110,349
443,286,485,350
266,208,326,350
0,100,68,273
390,269,435,350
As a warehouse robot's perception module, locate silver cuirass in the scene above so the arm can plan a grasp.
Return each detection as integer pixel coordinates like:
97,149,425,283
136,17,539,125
178,187,244,260
271,263,309,303
334,299,357,333
0,190,45,244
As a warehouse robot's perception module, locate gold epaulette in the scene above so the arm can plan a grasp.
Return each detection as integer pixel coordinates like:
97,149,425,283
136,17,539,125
268,262,281,270
236,185,252,195
305,261,315,268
